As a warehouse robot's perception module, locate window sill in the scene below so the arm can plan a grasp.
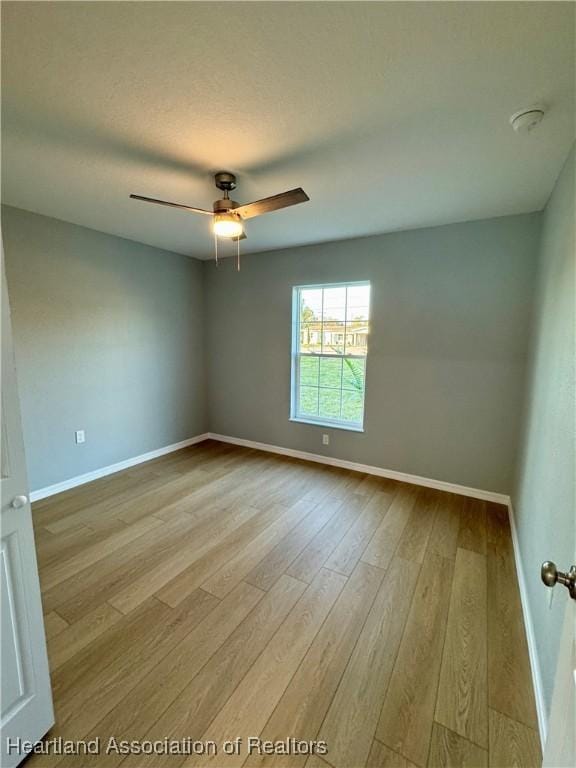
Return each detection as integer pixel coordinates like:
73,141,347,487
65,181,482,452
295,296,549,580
289,417,365,433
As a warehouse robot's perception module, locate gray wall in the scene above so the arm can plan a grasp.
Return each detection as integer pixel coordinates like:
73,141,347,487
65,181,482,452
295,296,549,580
204,213,541,494
513,146,575,717
2,205,206,491
3,203,544,498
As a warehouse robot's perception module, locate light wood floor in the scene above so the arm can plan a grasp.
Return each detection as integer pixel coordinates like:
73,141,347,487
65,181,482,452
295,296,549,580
31,441,541,768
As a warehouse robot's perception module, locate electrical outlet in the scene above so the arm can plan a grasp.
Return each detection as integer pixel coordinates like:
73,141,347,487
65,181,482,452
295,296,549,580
75,430,86,445
322,434,330,446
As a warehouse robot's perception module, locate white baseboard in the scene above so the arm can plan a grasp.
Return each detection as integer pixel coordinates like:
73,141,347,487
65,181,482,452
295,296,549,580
507,501,548,747
31,429,510,506
207,432,510,505
31,429,510,507
29,434,210,502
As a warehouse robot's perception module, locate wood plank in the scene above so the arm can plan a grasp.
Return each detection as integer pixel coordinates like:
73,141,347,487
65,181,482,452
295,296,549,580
367,741,418,768
245,561,386,768
249,461,317,511
325,490,394,575
111,504,267,613
428,723,487,767
355,474,391,497
197,455,290,505
202,500,321,598
376,553,454,767
146,466,256,522
178,453,286,518
32,470,152,525
36,523,99,568
303,757,331,768
244,496,342,591
43,611,68,639
50,597,174,704
488,709,541,768
41,511,192,615
43,474,164,534
30,443,220,527
81,516,131,532
53,585,255,744
143,451,274,523
318,556,420,768
182,568,347,768
152,503,300,611
26,594,217,768
114,469,223,524
361,487,417,569
324,468,365,499
119,576,306,768
435,548,488,747
76,581,292,768
426,493,461,560
42,509,201,621
457,498,487,555
286,493,367,583
395,489,438,564
297,466,345,503
47,602,123,671
486,504,538,729
39,515,163,589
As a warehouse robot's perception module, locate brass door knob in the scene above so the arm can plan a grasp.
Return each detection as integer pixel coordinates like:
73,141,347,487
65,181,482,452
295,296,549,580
541,561,576,600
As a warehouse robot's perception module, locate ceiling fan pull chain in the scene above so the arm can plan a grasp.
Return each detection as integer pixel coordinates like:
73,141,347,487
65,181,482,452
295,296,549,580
214,232,219,267
236,237,240,272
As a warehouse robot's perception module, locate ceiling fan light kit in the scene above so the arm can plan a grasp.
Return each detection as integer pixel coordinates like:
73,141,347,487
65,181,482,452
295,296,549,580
130,171,309,271
212,212,244,239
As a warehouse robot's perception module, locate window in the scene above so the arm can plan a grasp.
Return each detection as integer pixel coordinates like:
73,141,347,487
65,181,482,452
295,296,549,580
291,282,371,431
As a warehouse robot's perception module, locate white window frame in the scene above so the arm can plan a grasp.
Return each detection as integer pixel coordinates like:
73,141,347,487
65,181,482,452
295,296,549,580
290,281,370,432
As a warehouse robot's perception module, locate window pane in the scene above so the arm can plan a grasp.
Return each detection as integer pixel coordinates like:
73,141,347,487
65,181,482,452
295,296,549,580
346,284,371,322
301,289,323,322
300,322,323,354
342,357,365,391
319,357,342,389
299,356,319,387
319,388,342,420
346,285,370,355
322,286,346,322
345,320,369,356
299,386,319,416
341,390,364,422
321,321,346,355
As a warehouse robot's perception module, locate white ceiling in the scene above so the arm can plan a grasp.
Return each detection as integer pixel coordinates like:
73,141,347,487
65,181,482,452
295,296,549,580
2,1,574,259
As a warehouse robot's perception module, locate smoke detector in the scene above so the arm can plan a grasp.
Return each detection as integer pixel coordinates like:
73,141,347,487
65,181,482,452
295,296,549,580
510,106,545,134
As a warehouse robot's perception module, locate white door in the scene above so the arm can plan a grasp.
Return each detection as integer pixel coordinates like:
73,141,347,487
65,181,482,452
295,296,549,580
543,591,576,767
1,241,54,767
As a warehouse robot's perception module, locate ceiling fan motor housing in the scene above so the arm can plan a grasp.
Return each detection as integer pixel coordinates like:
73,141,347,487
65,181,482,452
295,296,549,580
213,198,239,213
214,171,237,192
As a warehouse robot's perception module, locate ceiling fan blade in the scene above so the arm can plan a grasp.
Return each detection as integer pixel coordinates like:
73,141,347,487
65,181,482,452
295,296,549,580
232,231,247,241
234,188,309,220
130,194,213,216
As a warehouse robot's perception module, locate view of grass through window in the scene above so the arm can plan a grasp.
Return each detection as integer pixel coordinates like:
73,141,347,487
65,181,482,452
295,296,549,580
292,282,370,428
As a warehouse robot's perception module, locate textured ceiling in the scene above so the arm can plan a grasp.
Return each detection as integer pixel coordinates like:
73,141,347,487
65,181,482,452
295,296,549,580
2,1,574,259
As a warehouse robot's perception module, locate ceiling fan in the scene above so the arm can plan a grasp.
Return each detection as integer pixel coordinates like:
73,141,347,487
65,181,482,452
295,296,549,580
130,172,309,268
